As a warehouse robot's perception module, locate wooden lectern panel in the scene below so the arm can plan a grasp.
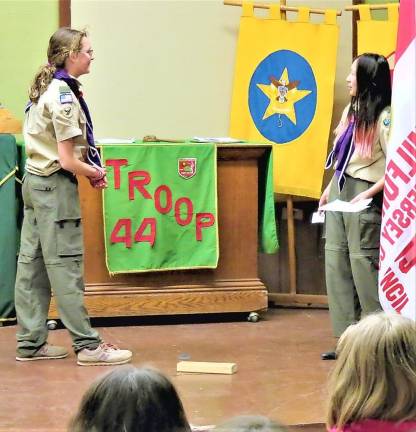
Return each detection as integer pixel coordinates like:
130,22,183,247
49,146,269,318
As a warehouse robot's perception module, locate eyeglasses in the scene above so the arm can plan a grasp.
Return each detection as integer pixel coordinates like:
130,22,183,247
80,49,94,56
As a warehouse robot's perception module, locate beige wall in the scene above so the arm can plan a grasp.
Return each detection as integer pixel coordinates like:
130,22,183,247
72,0,352,147
0,1,58,122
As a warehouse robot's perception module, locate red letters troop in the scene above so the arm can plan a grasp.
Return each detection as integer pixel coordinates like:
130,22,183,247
106,159,215,248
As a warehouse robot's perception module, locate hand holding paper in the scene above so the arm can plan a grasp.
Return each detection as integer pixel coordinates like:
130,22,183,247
319,198,372,213
350,191,372,204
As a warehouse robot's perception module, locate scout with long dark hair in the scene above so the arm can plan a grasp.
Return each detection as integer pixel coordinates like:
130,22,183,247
319,53,392,360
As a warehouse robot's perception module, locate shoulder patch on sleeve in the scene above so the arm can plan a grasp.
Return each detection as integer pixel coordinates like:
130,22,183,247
59,85,71,93
59,85,73,104
61,104,73,118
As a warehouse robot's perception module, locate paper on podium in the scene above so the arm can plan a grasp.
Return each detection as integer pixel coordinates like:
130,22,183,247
95,138,135,144
191,136,243,143
320,198,372,213
0,105,22,133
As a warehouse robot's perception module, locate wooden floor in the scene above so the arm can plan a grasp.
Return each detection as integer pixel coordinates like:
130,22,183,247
0,308,335,431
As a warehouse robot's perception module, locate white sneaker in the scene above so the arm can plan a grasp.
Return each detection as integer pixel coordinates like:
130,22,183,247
77,342,132,366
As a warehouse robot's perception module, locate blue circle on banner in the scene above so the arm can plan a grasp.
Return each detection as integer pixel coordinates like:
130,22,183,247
248,50,317,144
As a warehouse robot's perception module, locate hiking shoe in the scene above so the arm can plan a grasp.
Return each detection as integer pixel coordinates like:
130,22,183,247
16,344,68,362
77,342,132,366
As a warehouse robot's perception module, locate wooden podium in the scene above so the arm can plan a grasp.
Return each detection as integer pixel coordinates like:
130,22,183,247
49,145,270,318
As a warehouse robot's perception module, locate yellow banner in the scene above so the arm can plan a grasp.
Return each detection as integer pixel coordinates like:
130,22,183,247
357,3,398,68
229,3,339,198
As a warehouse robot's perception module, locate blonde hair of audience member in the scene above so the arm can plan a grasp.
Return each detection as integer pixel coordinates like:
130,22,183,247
327,312,416,430
69,366,191,432
213,415,287,432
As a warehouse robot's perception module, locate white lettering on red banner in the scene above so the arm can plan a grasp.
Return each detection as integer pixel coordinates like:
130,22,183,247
379,0,416,319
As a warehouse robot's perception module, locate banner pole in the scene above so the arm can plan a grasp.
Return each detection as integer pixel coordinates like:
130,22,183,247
223,0,341,16
345,3,399,12
286,195,297,295
280,0,297,297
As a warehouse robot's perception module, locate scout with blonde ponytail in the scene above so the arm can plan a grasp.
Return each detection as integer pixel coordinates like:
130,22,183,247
16,27,133,366
29,28,86,103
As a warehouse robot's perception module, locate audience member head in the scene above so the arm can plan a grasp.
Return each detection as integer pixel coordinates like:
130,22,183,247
213,415,287,431
69,365,191,432
327,312,416,430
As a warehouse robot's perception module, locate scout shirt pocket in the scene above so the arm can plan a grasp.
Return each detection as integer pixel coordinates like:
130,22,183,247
54,177,83,257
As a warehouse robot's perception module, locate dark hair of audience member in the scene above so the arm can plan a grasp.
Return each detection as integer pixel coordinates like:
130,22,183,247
69,366,192,432
213,415,287,431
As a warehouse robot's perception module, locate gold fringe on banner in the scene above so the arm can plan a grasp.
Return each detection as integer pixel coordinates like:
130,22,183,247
0,167,18,188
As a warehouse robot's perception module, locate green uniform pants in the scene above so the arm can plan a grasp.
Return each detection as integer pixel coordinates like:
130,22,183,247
15,172,101,355
325,175,382,337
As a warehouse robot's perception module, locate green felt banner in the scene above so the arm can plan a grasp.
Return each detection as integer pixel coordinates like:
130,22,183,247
0,134,18,320
102,143,218,273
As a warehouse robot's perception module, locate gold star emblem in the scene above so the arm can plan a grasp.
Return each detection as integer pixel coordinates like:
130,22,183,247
257,68,311,125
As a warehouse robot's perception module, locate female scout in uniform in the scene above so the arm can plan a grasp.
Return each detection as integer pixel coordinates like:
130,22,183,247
15,28,132,366
319,53,391,360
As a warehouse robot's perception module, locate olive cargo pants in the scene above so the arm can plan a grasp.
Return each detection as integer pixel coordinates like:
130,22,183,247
15,172,101,356
324,176,382,337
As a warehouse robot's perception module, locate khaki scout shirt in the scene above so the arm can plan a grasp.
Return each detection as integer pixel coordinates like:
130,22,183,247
23,78,88,176
334,105,391,183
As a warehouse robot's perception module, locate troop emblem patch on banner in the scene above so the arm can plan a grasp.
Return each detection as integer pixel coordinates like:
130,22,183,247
249,50,316,144
178,158,197,179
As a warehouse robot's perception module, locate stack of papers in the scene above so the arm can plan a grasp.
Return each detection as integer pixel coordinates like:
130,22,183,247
191,136,243,143
190,426,215,431
320,198,372,213
95,138,135,144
